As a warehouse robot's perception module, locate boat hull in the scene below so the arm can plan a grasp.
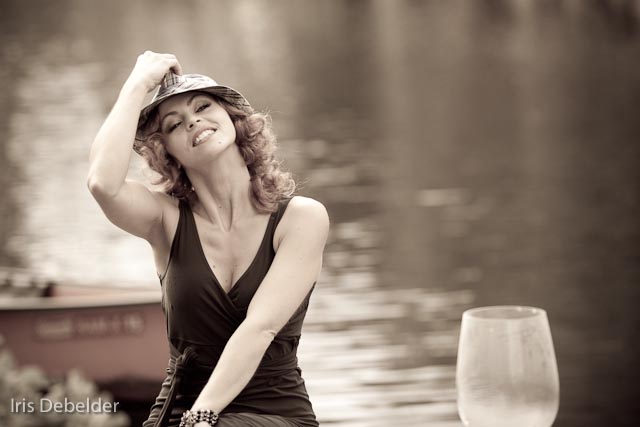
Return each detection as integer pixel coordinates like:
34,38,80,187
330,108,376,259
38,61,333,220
0,281,169,397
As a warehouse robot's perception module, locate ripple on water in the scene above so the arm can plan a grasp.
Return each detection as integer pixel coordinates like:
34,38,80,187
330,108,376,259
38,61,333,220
301,273,473,426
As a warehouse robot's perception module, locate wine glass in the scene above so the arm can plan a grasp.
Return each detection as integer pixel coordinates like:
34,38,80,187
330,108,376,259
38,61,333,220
456,306,560,427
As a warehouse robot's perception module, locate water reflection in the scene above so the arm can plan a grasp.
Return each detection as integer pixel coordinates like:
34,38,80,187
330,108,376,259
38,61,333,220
4,55,154,283
1,1,640,426
302,283,473,425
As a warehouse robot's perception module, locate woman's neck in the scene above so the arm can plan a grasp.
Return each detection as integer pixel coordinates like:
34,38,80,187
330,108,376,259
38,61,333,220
186,149,256,231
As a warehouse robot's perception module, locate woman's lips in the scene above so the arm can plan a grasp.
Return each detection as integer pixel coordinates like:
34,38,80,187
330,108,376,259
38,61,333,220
193,128,217,147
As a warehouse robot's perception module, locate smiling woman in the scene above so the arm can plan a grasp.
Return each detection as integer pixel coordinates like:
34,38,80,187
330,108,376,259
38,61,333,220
86,51,329,427
134,75,294,211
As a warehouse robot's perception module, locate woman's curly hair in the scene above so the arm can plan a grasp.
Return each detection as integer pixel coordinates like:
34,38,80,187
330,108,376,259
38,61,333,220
135,93,295,213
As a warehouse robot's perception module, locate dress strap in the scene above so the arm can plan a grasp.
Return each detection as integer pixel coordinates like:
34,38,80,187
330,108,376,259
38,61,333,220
158,200,188,282
175,199,205,260
273,197,293,228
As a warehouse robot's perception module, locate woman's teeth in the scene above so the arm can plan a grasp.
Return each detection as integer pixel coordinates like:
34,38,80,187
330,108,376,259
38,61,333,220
193,129,215,146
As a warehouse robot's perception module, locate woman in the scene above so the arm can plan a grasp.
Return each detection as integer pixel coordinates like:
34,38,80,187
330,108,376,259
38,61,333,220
87,51,328,427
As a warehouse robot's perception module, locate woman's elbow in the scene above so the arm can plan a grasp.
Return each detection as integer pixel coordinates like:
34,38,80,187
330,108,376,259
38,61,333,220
86,174,119,199
242,319,278,346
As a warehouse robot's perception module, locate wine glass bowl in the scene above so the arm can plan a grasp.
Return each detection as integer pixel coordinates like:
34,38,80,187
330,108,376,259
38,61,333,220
456,306,560,427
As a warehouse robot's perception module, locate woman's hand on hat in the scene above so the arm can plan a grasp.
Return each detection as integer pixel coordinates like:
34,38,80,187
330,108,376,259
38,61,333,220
126,50,183,94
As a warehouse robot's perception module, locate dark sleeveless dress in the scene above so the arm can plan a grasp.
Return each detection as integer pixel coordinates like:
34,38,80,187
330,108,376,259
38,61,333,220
142,198,319,427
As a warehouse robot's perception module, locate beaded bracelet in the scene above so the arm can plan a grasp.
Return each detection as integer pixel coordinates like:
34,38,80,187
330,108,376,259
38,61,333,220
179,408,219,427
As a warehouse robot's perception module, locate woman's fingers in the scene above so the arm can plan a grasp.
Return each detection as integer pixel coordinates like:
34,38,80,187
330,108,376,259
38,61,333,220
161,53,182,75
128,51,182,92
170,60,183,76
139,51,182,75
152,52,182,76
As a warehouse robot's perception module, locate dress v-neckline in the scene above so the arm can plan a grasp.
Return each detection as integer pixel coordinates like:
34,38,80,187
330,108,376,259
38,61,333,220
187,205,275,299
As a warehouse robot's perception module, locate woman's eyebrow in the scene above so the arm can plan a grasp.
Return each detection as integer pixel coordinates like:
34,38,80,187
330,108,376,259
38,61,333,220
159,93,202,129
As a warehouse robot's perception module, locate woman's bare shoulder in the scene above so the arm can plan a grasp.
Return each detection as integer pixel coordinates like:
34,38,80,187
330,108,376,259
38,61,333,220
152,190,179,208
274,196,329,248
285,196,328,220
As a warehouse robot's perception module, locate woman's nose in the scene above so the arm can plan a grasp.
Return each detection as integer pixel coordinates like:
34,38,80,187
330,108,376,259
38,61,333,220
188,118,201,129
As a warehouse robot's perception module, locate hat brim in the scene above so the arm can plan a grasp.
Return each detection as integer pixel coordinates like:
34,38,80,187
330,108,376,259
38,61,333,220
134,82,252,154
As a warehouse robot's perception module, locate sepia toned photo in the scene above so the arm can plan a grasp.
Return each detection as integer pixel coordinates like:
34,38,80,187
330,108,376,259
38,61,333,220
0,1,638,426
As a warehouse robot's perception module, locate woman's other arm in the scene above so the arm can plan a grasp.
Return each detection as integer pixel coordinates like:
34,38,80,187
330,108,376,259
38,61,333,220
87,51,181,242
191,196,330,415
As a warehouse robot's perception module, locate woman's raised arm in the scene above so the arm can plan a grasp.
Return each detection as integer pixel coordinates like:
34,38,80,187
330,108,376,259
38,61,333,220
87,51,181,243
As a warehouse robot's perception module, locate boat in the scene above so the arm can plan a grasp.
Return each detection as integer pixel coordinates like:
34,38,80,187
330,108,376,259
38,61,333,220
0,267,169,401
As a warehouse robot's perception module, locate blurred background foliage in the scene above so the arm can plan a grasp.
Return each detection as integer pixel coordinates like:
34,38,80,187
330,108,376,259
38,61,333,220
0,337,128,427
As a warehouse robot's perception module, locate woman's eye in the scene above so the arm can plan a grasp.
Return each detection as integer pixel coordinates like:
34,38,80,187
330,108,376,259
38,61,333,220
167,122,181,133
196,103,210,113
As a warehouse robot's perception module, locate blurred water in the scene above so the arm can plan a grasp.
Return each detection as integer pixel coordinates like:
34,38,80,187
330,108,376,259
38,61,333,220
1,1,639,426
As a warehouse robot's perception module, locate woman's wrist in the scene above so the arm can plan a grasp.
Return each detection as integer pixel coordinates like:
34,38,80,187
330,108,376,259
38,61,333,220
120,77,150,101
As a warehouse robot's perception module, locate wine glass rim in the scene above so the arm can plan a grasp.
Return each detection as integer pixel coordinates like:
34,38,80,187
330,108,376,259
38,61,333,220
463,305,546,320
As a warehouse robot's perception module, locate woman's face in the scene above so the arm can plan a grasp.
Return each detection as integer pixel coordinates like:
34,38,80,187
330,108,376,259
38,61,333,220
156,92,236,165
